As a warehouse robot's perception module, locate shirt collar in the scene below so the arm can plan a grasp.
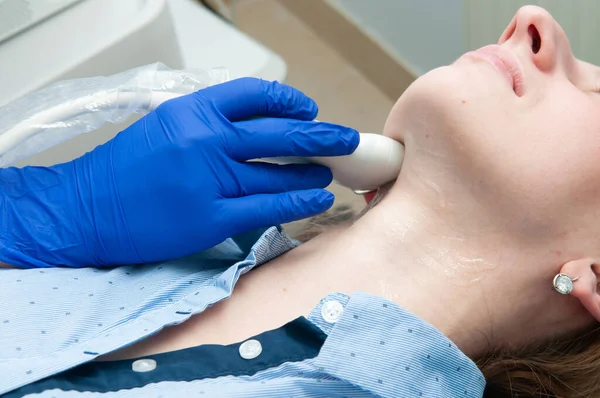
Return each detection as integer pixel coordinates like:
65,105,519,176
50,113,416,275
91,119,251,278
309,292,486,397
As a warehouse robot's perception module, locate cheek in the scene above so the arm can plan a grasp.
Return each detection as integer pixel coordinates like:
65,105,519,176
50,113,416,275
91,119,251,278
514,92,600,195
466,92,600,229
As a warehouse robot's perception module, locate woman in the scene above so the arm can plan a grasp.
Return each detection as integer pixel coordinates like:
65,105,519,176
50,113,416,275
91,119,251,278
2,5,599,397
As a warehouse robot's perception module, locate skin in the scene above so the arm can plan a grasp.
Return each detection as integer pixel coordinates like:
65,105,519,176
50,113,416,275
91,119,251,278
100,5,600,362
379,4,600,347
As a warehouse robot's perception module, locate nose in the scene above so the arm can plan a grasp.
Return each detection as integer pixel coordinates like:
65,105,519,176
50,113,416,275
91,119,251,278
498,5,571,73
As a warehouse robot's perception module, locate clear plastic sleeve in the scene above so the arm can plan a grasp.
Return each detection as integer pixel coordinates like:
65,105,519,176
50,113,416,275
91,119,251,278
0,63,230,167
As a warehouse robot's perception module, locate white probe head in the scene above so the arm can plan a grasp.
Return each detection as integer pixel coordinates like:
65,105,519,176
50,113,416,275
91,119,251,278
261,133,404,192
311,133,404,192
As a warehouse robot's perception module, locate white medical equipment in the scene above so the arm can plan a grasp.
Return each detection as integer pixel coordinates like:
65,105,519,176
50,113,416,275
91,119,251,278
0,0,286,167
261,134,404,192
0,64,404,193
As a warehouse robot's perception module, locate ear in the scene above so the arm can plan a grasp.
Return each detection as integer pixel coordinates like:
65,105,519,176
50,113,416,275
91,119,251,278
561,258,600,321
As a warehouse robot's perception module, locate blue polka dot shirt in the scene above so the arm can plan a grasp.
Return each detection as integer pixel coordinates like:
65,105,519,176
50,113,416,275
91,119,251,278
0,226,485,396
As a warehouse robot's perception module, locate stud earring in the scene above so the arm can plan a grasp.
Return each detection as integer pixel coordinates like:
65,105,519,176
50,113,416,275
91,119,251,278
553,273,580,295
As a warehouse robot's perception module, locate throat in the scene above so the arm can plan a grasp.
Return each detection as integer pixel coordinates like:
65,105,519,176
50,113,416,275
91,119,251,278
294,202,503,358
101,197,505,362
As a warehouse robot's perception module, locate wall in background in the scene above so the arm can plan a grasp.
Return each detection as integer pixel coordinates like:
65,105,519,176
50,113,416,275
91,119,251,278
278,0,416,100
328,0,465,76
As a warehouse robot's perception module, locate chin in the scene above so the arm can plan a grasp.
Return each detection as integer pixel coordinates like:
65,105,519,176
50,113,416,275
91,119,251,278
383,66,467,144
387,62,508,149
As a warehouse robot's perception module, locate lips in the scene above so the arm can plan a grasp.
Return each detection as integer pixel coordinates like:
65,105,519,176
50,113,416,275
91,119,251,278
464,45,524,96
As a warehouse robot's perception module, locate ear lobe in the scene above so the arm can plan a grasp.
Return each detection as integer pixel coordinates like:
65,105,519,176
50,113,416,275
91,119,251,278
561,259,600,321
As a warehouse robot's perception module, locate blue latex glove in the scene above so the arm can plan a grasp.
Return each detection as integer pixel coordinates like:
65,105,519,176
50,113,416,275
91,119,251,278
0,78,359,268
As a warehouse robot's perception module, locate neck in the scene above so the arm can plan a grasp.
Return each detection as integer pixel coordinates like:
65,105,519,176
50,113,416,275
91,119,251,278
285,187,556,358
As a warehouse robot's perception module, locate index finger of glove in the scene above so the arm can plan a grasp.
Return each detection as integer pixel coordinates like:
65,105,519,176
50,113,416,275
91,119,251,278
197,78,318,122
228,118,359,161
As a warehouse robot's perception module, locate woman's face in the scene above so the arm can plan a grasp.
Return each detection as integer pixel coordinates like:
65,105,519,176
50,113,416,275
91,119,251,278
384,6,600,239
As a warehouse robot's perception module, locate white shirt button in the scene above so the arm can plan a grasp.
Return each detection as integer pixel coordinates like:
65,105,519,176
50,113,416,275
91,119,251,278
239,339,262,360
321,300,344,323
131,358,157,372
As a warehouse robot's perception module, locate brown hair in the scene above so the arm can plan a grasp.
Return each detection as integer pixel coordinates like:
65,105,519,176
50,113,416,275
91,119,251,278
478,326,600,397
292,189,600,398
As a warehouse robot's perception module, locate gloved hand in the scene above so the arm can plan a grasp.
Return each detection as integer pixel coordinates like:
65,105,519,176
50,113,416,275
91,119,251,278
0,78,359,268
